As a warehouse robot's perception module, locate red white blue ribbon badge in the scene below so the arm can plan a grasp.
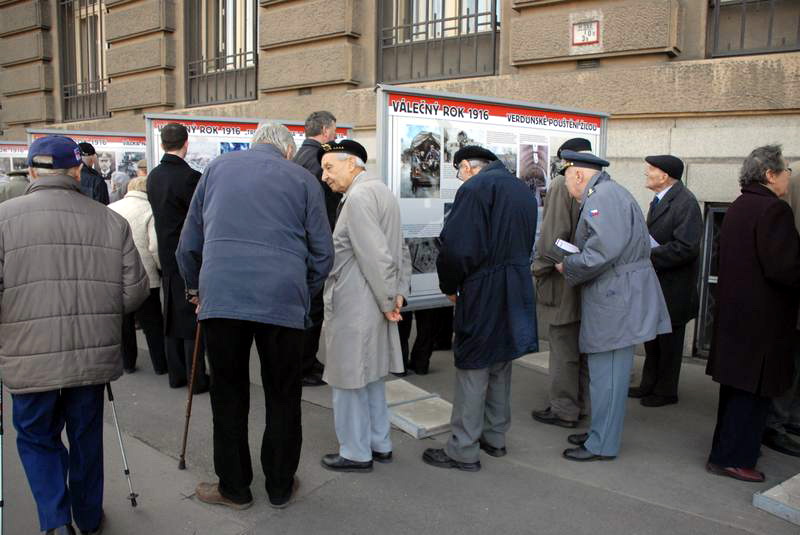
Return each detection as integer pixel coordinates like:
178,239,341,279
590,209,599,217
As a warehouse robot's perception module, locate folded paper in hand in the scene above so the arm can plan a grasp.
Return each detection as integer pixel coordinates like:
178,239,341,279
555,239,580,254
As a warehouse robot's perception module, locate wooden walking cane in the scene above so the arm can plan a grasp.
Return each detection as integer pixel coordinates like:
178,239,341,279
178,322,203,470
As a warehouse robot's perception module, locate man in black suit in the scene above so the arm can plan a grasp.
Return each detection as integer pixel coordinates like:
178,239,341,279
630,155,703,407
293,111,341,386
147,123,210,392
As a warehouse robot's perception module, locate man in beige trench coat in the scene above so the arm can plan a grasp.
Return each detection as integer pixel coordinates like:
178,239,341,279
318,140,412,472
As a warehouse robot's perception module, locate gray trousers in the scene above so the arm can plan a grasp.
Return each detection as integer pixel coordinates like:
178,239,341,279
766,336,800,434
584,346,634,458
332,379,392,462
446,361,512,463
548,321,590,421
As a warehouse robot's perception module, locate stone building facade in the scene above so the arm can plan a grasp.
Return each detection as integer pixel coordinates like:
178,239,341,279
1,0,799,353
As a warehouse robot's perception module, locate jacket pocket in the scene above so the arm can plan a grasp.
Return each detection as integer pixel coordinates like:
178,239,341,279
535,275,557,307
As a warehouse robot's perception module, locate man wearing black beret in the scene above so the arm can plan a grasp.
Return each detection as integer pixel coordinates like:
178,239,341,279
629,155,703,407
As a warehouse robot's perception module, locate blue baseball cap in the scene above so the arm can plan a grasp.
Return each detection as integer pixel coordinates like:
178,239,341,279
27,136,83,169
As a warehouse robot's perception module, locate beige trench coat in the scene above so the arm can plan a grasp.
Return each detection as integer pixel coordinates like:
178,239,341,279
322,172,411,390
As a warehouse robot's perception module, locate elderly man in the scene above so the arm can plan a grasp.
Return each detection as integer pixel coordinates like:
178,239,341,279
136,159,148,177
423,146,538,472
556,150,670,462
318,140,411,473
148,123,210,392
532,138,591,429
707,145,800,482
177,121,333,508
293,111,341,387
0,169,30,203
78,142,109,205
629,155,702,407
0,136,148,535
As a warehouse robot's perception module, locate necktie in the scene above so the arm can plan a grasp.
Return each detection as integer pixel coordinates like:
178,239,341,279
649,195,659,213
335,198,346,225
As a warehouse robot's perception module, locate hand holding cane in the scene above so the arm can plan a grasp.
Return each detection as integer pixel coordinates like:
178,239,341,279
178,322,203,470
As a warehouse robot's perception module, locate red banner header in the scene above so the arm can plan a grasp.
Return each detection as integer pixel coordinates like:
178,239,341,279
31,133,145,145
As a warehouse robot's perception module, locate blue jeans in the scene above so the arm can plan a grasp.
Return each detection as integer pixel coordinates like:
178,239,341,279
12,384,105,532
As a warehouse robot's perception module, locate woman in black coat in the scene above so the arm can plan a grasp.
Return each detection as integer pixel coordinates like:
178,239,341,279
706,144,800,482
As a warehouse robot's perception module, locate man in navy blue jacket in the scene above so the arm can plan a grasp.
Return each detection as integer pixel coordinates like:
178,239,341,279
423,146,538,472
177,121,333,509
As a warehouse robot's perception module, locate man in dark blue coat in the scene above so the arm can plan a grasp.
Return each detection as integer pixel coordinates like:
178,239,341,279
423,146,538,472
78,142,110,205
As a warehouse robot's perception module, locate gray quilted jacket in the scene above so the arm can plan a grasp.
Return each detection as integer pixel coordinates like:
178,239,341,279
0,174,149,394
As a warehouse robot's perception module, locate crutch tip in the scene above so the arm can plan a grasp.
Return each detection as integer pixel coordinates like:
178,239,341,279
129,493,139,507
178,459,186,470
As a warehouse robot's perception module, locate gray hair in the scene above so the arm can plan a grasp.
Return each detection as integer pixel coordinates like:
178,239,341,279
467,159,489,170
31,155,62,175
334,152,365,169
252,121,296,157
740,144,786,187
304,111,336,137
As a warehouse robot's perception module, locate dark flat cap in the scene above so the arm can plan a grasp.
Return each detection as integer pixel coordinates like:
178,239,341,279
453,145,497,169
317,139,368,164
557,138,592,159
645,155,684,181
77,142,96,156
559,150,610,175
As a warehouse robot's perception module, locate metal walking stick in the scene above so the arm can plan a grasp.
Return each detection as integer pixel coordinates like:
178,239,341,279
178,322,203,470
106,383,138,507
1,380,5,534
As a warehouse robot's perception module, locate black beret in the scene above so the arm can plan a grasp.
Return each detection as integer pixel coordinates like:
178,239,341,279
317,139,368,164
77,142,96,156
557,138,592,158
558,150,610,175
453,145,497,169
645,155,684,181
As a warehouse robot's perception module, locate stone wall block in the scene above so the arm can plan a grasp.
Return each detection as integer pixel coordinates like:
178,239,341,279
105,0,175,43
0,0,50,38
685,163,743,203
260,0,360,49
260,42,361,92
0,31,51,67
2,92,54,124
0,63,52,96
107,74,175,110
106,36,176,76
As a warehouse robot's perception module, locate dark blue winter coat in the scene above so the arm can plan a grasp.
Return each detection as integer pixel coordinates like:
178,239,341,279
437,160,539,369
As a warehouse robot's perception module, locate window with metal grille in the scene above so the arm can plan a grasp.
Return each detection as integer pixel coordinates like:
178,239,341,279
709,0,800,57
186,0,258,107
58,0,109,122
378,0,500,84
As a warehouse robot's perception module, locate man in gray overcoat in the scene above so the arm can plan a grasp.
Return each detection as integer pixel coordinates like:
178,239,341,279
318,140,412,473
556,150,670,461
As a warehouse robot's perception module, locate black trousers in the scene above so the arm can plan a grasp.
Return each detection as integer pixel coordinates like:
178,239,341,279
709,384,771,468
640,323,686,397
204,318,304,504
165,334,209,391
121,288,168,373
302,323,324,377
398,307,454,372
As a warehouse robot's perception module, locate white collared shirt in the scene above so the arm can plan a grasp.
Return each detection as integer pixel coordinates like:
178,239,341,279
656,183,674,202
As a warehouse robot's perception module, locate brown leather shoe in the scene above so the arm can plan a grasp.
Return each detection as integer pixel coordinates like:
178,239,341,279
705,462,765,483
195,482,253,510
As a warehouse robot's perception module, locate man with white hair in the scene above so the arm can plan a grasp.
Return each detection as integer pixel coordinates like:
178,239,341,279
317,140,411,473
177,121,333,509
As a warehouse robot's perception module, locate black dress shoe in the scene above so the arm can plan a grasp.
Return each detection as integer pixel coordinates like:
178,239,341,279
628,386,650,399
409,364,430,375
563,446,615,462
479,438,507,458
531,408,578,428
192,376,211,395
567,433,588,446
80,512,104,534
302,374,326,387
640,394,678,407
321,454,373,472
372,450,393,463
422,448,481,472
46,525,76,535
123,367,136,374
762,430,800,457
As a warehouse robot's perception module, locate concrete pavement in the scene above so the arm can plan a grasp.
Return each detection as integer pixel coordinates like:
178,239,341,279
3,342,799,534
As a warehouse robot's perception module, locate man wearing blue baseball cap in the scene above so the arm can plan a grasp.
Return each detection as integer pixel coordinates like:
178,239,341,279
0,135,149,534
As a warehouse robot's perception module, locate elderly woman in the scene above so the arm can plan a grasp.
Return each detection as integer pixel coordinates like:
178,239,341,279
109,170,131,203
109,176,168,375
706,145,800,483
556,150,670,462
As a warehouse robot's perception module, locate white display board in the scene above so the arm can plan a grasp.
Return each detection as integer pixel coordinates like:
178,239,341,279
376,84,609,310
0,141,28,175
144,114,353,173
27,129,147,182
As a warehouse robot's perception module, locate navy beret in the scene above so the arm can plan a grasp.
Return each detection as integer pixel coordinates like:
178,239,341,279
645,155,684,181
317,139,368,164
558,150,610,175
453,145,497,169
557,138,592,159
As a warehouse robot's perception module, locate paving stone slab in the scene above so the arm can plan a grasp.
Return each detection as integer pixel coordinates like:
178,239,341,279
754,472,800,526
389,396,452,439
514,352,550,374
385,378,437,407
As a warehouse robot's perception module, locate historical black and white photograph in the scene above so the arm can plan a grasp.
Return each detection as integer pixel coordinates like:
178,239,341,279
400,123,442,199
443,127,483,164
118,151,145,178
185,139,220,172
94,151,116,181
406,237,440,274
220,141,250,154
519,143,550,205
488,144,518,176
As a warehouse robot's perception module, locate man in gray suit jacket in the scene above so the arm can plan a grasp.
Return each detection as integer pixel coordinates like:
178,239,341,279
556,150,670,462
